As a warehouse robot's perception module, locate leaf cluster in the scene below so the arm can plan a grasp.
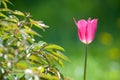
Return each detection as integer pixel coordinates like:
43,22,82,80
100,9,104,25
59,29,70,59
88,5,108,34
0,0,69,80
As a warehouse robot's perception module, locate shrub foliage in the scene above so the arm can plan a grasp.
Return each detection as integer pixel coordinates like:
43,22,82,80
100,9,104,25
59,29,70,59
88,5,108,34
0,0,69,80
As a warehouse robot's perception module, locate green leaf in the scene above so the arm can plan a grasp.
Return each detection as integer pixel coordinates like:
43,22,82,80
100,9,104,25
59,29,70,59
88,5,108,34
0,12,7,17
33,41,46,50
8,15,19,23
27,36,34,44
45,44,65,51
29,19,49,31
4,0,13,5
0,8,12,12
28,54,41,64
27,41,46,54
12,10,25,16
52,51,70,62
28,54,48,65
1,1,7,8
39,72,58,80
24,26,42,37
44,44,70,65
15,61,27,69
49,54,64,67
40,51,54,66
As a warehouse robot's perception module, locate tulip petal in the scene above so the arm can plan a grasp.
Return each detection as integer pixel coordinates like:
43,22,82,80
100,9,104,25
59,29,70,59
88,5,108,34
77,20,87,43
77,20,87,29
91,19,98,31
87,21,93,44
91,19,97,40
87,19,97,44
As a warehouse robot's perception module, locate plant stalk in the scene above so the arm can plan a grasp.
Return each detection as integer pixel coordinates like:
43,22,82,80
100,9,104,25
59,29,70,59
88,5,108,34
84,44,88,80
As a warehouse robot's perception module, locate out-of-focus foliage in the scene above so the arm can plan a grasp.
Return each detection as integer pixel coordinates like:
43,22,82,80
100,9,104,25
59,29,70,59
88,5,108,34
0,0,69,80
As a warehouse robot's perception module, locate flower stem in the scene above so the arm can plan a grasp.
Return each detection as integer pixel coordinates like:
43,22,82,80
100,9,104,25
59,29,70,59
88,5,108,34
84,44,88,80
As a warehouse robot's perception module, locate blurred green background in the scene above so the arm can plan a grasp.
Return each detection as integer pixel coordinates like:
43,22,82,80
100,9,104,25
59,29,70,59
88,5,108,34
11,0,120,80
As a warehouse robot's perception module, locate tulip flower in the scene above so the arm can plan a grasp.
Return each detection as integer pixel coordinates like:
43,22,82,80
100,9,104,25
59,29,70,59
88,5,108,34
74,18,97,44
74,18,98,80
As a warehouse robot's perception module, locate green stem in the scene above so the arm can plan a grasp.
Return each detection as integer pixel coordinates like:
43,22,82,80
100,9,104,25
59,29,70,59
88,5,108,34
84,44,88,80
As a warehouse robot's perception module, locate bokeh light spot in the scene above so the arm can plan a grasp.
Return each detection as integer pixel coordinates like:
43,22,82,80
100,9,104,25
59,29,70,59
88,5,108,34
99,32,113,45
116,18,120,29
108,48,120,60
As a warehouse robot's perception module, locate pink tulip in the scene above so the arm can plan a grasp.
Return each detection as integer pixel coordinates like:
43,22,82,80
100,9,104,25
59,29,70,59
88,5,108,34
74,18,98,44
